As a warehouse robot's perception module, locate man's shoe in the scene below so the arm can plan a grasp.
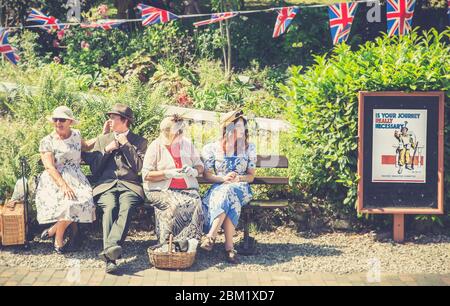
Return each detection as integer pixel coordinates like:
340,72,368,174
106,260,118,274
99,245,123,262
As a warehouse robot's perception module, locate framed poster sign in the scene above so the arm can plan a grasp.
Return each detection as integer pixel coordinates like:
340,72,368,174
358,91,444,215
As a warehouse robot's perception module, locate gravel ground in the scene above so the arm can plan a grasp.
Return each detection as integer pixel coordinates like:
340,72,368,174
0,227,449,275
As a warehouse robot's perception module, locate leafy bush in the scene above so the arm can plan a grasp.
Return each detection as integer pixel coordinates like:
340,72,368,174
0,71,164,201
282,28,450,218
0,118,51,202
62,27,134,77
61,21,198,78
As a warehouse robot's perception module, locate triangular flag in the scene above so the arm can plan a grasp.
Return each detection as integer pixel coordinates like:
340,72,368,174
328,2,358,45
272,7,299,38
447,0,450,22
193,12,238,27
386,0,416,37
80,20,126,30
0,28,20,65
26,8,65,32
136,4,179,26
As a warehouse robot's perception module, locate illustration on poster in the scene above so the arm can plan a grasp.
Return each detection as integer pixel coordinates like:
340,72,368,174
372,109,426,184
394,121,418,174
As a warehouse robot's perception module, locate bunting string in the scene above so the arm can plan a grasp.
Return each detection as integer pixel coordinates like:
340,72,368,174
1,0,448,66
2,0,382,30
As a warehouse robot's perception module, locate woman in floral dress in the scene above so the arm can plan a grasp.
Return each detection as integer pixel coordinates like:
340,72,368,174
200,110,256,263
142,115,204,245
36,106,96,254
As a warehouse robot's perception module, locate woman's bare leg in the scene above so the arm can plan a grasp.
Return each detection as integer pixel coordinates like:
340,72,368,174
48,224,57,237
207,213,226,239
222,217,236,251
55,221,72,247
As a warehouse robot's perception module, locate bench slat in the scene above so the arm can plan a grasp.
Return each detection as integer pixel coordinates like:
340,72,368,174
247,199,289,209
197,176,288,185
256,155,288,168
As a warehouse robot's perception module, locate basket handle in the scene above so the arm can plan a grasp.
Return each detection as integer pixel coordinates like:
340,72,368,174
5,200,18,211
168,234,173,254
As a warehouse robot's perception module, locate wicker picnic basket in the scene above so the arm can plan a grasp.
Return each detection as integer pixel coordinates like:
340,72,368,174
0,201,26,246
148,234,196,270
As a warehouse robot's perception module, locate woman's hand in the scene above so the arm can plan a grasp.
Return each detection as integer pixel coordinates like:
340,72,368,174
223,172,238,183
61,183,77,200
164,168,185,179
5,200,18,210
182,166,199,177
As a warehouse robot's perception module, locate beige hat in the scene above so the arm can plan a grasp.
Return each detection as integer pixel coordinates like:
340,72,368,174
159,114,186,145
220,109,246,131
47,106,79,125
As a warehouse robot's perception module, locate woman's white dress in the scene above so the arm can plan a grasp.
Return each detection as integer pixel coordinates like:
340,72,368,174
35,129,96,224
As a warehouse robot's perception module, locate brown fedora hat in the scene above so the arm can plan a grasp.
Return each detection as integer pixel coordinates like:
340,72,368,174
107,103,134,124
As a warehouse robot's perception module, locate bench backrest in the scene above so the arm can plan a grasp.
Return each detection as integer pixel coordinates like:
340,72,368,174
255,155,288,168
198,155,289,185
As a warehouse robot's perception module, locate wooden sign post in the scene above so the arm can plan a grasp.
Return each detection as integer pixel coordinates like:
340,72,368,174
358,91,445,242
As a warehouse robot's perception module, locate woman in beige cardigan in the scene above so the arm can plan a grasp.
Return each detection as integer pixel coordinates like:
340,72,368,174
142,115,204,244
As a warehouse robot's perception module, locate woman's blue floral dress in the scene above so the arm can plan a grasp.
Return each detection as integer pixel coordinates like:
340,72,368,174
35,129,96,225
201,141,257,232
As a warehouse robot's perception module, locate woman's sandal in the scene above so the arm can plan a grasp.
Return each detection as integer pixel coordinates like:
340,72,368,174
225,248,239,264
200,236,216,251
40,225,55,241
54,242,67,255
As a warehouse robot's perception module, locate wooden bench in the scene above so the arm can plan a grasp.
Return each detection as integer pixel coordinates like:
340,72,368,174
81,154,290,255
197,154,289,255
140,154,289,255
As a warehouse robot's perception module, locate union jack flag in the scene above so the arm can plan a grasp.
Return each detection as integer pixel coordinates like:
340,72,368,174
0,28,20,65
193,12,238,27
272,7,299,38
386,0,416,37
80,20,125,30
328,2,358,45
26,8,65,31
136,4,178,26
447,0,450,20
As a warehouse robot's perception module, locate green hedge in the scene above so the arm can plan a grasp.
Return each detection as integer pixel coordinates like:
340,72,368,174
282,28,450,219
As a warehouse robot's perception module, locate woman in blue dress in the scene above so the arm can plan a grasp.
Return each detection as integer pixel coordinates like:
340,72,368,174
200,110,256,263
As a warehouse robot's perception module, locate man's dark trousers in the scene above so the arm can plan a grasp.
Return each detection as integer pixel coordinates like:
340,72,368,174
96,182,143,250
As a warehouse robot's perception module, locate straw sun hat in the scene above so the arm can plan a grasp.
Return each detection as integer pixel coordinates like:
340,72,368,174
47,106,79,125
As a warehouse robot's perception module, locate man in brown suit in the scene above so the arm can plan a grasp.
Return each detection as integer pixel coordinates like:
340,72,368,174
83,104,148,273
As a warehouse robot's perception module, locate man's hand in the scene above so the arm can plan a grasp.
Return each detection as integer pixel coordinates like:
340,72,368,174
117,134,129,146
105,140,119,153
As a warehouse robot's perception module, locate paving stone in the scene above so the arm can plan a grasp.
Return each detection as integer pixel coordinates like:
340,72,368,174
1,264,449,286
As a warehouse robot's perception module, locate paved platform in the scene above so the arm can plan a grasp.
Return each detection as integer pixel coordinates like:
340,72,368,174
0,266,448,286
